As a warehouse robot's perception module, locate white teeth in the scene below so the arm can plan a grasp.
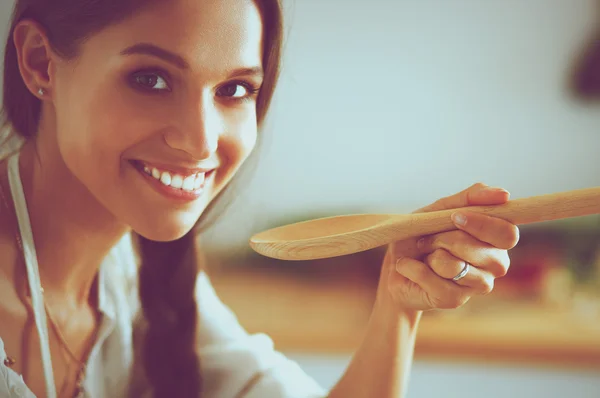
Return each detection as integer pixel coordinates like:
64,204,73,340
160,172,172,186
194,173,205,190
141,162,211,191
182,175,195,191
170,174,183,189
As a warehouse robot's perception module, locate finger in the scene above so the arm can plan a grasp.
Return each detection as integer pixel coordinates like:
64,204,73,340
415,183,510,213
450,210,520,250
391,237,422,260
394,257,472,310
417,230,511,277
424,249,495,295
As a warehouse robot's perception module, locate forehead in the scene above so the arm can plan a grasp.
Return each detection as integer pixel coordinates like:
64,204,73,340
86,0,264,72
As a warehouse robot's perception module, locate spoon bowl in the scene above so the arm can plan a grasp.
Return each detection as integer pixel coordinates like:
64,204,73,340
250,214,397,260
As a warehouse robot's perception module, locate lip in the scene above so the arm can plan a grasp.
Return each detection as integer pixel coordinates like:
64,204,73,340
130,160,215,202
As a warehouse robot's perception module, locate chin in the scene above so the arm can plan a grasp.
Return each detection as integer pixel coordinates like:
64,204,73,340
132,215,200,242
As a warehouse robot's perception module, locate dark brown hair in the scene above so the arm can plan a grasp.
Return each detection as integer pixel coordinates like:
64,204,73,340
571,31,600,100
2,1,283,397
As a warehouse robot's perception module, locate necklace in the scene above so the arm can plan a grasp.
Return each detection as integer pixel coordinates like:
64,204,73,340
0,172,96,398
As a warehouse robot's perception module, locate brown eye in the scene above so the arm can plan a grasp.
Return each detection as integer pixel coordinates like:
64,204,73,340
131,72,170,91
217,83,249,98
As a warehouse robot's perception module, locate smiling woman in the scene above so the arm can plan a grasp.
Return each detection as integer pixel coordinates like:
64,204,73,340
0,0,323,398
0,1,525,398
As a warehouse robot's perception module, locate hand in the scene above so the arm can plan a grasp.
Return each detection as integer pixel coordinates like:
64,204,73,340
376,183,520,312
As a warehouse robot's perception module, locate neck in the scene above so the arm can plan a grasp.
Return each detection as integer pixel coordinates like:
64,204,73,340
15,118,129,305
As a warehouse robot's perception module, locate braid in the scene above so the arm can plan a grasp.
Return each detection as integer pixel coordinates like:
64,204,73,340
138,232,201,398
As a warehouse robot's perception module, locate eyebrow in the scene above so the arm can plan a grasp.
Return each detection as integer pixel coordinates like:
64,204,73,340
227,66,264,80
120,43,264,79
121,43,189,69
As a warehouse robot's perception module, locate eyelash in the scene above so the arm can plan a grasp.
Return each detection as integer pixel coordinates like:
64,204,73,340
129,68,172,94
128,69,261,103
219,80,261,103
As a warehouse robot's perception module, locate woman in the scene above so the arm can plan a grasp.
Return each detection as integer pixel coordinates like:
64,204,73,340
0,0,519,397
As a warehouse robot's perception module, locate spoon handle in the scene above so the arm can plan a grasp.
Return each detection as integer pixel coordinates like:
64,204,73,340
399,186,600,239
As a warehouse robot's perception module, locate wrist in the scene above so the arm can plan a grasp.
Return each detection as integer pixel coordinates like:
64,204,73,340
368,294,422,338
369,245,422,335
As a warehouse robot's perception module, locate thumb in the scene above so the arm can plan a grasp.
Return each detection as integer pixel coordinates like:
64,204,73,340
414,183,510,213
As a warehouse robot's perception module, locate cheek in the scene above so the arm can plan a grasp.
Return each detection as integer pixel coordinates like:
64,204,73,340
54,75,154,191
225,112,258,165
236,122,258,158
214,114,258,185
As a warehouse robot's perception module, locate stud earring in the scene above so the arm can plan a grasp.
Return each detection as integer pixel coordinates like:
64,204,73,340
38,88,45,96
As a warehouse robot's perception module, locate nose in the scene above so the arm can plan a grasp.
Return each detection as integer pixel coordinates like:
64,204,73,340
164,95,221,160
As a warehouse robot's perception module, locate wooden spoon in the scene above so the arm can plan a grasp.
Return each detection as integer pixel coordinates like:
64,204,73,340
249,186,600,261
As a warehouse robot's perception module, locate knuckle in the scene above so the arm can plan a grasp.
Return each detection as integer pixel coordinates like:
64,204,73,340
495,252,511,277
436,196,453,209
418,235,434,251
488,256,508,277
480,278,495,295
426,197,450,213
412,261,431,282
427,249,457,278
432,231,458,251
426,233,451,253
495,224,520,249
471,182,487,191
505,225,520,249
441,293,470,309
438,284,468,309
425,251,441,271
429,249,447,265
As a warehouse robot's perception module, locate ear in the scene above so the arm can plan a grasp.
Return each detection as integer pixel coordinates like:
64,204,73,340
12,19,55,100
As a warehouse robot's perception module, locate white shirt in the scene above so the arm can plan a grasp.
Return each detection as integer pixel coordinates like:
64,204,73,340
0,130,327,398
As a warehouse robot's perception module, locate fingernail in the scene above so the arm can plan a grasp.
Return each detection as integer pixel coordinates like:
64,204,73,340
417,238,425,249
487,187,510,194
452,212,467,226
395,257,404,271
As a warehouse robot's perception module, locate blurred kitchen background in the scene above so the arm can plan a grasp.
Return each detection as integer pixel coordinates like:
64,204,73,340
2,1,600,397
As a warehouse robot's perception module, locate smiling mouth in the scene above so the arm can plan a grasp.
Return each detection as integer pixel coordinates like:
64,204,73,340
130,160,215,199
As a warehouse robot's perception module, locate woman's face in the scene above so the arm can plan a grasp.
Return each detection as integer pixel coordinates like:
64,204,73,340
48,0,264,240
